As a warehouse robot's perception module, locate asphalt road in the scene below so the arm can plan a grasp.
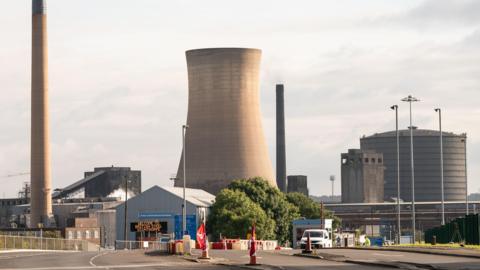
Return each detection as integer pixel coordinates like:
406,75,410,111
1,248,479,270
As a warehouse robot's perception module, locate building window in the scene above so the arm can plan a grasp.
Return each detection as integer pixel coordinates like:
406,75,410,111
364,158,369,163
378,158,383,164
85,230,91,239
371,158,376,163
342,158,347,164
77,231,82,239
94,230,99,239
68,231,73,239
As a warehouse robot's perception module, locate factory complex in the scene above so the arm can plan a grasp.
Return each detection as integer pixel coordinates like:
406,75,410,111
1,0,477,250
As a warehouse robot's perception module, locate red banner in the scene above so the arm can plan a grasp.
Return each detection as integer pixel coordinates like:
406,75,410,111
196,223,207,250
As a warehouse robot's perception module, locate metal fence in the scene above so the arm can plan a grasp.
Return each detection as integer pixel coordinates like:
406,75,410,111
0,235,88,251
114,240,168,251
425,214,480,245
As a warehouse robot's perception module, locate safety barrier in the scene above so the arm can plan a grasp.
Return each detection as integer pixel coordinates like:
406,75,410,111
0,235,88,251
210,239,277,250
114,240,168,251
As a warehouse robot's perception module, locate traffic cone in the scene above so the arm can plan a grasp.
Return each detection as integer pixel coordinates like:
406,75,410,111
302,232,312,254
199,239,210,260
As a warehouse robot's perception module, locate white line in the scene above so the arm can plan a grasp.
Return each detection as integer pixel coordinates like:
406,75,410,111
89,252,109,267
2,262,188,270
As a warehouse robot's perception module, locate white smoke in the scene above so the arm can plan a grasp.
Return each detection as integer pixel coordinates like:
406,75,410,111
107,188,135,201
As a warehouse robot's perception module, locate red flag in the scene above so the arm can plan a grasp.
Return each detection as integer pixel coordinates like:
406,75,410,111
250,223,256,256
196,223,206,250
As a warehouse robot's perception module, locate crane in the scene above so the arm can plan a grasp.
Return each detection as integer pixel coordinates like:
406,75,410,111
2,172,30,178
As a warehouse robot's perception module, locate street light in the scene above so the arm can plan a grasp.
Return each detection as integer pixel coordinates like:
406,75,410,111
391,104,401,244
435,108,445,225
124,175,129,243
401,95,419,243
182,124,189,236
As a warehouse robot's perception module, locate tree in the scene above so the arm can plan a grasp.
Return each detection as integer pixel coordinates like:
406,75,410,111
286,192,341,229
228,177,300,244
207,189,275,241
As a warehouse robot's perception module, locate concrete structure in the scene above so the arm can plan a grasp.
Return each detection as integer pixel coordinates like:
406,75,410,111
276,84,287,193
360,128,466,202
287,175,309,196
175,48,275,194
53,167,141,199
325,201,480,240
30,0,53,228
116,186,214,241
341,149,384,203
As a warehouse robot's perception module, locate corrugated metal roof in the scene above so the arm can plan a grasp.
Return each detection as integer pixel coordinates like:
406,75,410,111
157,186,215,207
363,129,465,139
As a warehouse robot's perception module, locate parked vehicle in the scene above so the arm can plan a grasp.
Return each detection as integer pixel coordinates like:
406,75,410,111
299,229,332,249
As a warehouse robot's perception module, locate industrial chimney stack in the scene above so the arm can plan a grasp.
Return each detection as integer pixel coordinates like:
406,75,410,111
276,84,287,192
30,0,53,227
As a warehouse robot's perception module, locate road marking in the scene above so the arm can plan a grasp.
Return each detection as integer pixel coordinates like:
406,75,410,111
0,253,47,260
3,262,192,270
89,252,109,267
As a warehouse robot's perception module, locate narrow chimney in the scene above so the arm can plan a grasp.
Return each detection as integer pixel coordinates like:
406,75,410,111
30,0,53,227
276,84,287,192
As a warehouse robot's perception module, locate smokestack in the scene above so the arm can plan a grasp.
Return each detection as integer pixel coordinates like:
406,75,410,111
276,84,287,192
30,0,53,227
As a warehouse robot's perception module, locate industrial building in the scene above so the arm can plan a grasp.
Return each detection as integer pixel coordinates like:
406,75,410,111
360,128,467,202
175,48,276,195
341,149,384,203
287,175,309,196
115,186,214,242
325,201,480,241
52,167,141,199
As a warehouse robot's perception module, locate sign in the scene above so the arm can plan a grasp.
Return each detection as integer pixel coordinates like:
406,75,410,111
174,215,197,240
130,221,168,233
138,212,174,219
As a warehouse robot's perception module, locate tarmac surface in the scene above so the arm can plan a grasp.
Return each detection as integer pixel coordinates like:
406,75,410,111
0,248,479,270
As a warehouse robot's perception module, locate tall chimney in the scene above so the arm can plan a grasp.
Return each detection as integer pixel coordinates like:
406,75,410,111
276,84,287,192
30,0,53,227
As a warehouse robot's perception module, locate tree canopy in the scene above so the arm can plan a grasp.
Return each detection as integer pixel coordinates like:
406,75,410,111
207,189,275,241
286,192,341,229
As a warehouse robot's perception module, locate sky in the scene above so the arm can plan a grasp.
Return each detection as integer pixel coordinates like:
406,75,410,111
1,0,479,197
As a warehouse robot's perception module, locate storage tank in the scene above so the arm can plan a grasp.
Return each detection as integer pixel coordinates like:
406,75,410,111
175,48,275,194
360,128,466,202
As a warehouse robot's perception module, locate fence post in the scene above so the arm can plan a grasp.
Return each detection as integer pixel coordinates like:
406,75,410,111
13,236,16,249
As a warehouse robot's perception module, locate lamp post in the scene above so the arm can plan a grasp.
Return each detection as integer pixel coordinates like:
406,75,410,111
182,124,189,236
435,108,445,225
401,95,419,243
124,175,129,242
461,135,469,215
391,104,401,244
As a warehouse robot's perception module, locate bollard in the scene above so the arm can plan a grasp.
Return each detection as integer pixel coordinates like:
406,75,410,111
302,232,312,254
432,235,437,245
249,240,257,265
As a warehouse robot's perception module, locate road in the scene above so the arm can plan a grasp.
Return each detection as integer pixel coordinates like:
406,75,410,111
0,248,479,270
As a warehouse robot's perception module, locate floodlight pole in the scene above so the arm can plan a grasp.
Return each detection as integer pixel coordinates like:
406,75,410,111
435,108,445,225
182,124,189,235
401,95,419,244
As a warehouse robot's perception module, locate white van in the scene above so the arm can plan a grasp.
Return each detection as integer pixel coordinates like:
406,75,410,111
299,229,332,249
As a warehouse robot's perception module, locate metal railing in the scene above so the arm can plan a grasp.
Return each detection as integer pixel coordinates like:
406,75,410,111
0,235,88,251
114,240,168,251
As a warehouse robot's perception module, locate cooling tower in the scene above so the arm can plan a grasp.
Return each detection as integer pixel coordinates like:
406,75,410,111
175,48,276,194
30,0,53,227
